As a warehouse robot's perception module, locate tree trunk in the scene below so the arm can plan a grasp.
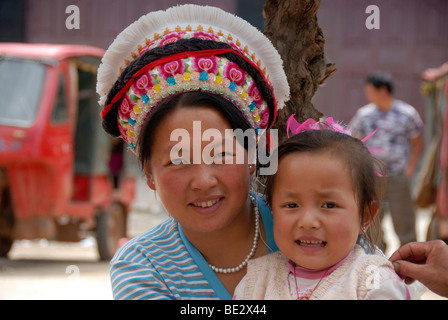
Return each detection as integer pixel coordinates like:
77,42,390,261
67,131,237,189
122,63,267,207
263,0,336,142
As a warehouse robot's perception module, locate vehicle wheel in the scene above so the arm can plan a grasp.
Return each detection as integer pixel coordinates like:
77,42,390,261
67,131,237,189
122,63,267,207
96,203,126,261
0,237,13,257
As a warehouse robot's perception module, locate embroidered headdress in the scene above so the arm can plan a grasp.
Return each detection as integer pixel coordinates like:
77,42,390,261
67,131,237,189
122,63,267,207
97,4,290,153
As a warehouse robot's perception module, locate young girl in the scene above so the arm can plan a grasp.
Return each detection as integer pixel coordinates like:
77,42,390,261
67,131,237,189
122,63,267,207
233,116,411,300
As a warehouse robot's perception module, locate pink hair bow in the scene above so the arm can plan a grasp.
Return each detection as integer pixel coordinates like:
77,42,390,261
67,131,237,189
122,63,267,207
286,115,384,176
287,115,351,138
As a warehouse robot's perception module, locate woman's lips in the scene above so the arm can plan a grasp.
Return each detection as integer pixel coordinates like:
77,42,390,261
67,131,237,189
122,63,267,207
189,196,224,214
191,198,221,208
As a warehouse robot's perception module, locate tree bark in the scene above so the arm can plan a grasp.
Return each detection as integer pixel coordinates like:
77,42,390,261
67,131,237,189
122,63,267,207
263,0,336,142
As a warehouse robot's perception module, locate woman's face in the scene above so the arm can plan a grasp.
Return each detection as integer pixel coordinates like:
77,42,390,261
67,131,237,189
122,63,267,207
272,151,362,270
145,105,254,236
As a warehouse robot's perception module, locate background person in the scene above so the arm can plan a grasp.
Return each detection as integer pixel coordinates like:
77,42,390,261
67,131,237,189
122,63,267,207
350,72,424,251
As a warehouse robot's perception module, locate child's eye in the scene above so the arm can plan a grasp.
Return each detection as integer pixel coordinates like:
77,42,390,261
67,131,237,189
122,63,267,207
322,202,338,209
283,203,298,209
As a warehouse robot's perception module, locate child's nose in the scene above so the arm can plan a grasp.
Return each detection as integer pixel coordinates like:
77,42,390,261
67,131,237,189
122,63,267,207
297,208,320,230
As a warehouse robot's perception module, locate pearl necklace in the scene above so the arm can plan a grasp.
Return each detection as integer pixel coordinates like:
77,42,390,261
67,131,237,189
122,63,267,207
208,195,260,274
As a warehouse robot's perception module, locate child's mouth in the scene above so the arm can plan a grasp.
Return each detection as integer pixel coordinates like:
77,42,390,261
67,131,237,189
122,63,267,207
296,240,327,247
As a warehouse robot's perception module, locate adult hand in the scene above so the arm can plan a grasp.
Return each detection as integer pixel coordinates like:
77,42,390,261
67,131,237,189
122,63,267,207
389,240,448,298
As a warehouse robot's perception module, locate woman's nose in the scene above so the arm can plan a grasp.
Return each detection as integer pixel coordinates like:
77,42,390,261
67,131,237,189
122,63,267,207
190,164,218,191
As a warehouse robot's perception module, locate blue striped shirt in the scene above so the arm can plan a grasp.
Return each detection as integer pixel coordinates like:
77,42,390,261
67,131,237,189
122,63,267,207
110,196,278,300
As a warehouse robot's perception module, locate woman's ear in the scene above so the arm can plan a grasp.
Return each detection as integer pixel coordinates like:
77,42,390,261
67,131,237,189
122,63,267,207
360,201,379,233
143,165,156,190
249,164,256,175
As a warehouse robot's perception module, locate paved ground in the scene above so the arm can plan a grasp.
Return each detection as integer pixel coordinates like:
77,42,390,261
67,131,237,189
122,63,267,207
0,178,446,300
0,209,167,300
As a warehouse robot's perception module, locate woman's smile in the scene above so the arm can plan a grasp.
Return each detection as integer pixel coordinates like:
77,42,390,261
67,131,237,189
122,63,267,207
191,197,222,208
189,196,225,215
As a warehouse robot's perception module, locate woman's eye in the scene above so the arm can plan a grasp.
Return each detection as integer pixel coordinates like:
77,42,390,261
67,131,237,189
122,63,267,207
215,151,233,158
283,203,298,209
322,202,337,209
211,152,234,164
170,158,189,165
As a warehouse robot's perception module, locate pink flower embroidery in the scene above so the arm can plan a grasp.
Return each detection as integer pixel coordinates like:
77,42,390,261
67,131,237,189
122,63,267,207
132,73,154,96
119,93,133,120
260,106,269,128
191,55,219,74
193,31,219,41
223,62,247,86
157,59,185,80
247,82,263,106
138,42,154,56
160,33,183,46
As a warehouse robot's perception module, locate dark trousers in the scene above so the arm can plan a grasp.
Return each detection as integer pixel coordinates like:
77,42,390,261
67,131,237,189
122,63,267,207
380,174,417,249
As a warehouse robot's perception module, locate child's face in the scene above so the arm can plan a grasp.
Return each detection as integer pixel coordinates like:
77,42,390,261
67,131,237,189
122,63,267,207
272,151,362,270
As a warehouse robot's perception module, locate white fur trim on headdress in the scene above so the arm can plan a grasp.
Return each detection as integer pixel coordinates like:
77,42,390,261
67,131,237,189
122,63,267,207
96,4,289,109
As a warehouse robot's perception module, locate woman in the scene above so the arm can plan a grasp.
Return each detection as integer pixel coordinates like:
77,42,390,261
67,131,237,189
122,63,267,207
97,4,289,299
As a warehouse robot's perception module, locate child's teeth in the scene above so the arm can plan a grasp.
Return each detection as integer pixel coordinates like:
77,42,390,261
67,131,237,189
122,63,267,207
299,240,325,246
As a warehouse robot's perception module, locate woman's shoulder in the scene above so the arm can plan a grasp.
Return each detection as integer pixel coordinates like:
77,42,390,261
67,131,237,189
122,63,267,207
109,218,216,300
111,217,184,263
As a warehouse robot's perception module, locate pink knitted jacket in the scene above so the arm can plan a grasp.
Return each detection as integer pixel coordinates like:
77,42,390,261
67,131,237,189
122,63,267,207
240,245,409,300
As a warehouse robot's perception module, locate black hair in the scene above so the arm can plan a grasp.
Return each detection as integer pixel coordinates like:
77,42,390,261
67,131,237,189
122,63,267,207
265,130,386,253
101,38,276,138
365,71,394,95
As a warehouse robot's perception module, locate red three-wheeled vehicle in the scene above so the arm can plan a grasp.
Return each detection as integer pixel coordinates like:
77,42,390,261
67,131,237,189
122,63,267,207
0,43,137,260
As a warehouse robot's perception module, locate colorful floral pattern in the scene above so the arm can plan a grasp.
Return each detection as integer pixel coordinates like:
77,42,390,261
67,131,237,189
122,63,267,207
117,55,269,153
132,72,154,96
260,106,269,128
135,28,263,82
160,33,183,46
114,26,275,153
247,82,263,106
192,31,219,41
157,59,186,80
223,61,246,86
119,93,134,120
191,55,219,74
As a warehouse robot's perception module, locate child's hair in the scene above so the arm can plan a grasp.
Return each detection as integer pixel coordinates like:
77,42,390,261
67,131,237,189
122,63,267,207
265,129,386,253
